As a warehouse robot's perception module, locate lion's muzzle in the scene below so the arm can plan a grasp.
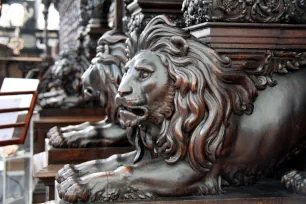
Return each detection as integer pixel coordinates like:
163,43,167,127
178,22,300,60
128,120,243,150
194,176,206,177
116,95,149,127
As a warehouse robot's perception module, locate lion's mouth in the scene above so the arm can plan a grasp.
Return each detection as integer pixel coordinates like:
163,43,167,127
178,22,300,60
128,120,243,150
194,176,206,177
118,105,148,127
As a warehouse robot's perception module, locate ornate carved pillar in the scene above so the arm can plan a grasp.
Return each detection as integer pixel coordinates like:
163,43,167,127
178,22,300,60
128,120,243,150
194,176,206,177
124,0,185,34
39,0,113,109
84,0,112,59
183,0,306,26
182,0,306,89
42,0,52,57
41,0,53,75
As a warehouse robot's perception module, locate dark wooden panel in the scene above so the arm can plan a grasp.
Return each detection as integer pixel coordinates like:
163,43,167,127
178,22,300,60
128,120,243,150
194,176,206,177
39,108,106,118
188,23,306,51
48,146,134,164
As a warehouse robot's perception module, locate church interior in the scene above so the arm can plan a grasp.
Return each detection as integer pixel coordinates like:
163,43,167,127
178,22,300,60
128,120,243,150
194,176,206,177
0,0,306,203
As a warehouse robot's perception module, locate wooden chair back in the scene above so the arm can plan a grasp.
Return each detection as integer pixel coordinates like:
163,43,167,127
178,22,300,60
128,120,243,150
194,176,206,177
0,91,37,146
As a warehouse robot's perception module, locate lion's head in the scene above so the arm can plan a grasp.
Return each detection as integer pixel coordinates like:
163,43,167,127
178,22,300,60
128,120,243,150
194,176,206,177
38,49,91,108
116,16,259,172
82,31,128,123
51,50,90,95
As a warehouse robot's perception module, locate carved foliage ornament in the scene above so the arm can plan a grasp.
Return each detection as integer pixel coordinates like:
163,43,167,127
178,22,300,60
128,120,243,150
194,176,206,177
182,0,306,26
249,51,306,90
124,0,185,35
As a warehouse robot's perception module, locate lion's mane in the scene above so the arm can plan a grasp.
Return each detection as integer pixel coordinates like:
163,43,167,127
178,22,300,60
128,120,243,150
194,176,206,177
84,31,127,123
126,16,259,172
39,49,90,96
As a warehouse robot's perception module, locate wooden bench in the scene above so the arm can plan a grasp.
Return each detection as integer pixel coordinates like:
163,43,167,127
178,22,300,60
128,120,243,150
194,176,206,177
35,164,63,201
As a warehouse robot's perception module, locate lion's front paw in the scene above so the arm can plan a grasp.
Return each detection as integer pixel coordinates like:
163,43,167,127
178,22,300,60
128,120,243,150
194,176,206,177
47,126,59,138
48,127,67,148
282,170,306,195
48,129,85,148
56,164,78,184
58,173,123,202
58,177,90,203
122,186,155,200
193,178,223,196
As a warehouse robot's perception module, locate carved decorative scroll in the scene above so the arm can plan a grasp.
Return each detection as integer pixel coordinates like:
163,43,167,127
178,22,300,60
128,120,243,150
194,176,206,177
248,51,306,90
124,0,185,34
182,0,306,26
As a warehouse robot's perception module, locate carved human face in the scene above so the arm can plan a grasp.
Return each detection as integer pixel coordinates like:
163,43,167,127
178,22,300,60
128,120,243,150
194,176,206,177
116,51,173,127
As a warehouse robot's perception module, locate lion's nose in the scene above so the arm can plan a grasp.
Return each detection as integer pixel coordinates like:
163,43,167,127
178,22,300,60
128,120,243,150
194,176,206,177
84,87,94,98
118,86,133,97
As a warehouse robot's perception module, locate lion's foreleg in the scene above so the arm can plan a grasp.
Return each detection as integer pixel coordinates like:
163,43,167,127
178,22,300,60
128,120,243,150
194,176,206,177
48,125,99,147
126,160,222,196
105,160,221,198
63,123,128,147
48,119,127,148
59,159,223,202
60,119,107,132
56,151,137,183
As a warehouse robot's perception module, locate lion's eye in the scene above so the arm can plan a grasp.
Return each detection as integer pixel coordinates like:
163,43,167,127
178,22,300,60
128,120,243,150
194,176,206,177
139,71,150,80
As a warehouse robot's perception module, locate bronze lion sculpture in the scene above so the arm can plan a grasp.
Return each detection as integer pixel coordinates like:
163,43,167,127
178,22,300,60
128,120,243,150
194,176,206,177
48,31,130,149
57,16,306,202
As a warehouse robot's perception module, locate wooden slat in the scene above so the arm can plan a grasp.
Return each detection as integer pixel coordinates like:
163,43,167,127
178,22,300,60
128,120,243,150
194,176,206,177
19,91,37,144
35,164,64,179
48,146,134,164
0,57,42,62
0,122,25,129
0,91,35,96
0,91,37,146
0,139,20,147
0,107,29,113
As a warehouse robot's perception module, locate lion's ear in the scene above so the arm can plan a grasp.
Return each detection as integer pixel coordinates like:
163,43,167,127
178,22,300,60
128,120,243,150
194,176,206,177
170,36,189,57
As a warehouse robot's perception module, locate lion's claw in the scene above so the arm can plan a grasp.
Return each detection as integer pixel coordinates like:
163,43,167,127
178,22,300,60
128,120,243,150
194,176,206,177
58,178,90,203
56,164,78,183
196,183,222,195
47,127,68,147
48,127,91,148
191,178,223,196
49,135,66,147
282,170,306,195
47,126,58,138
